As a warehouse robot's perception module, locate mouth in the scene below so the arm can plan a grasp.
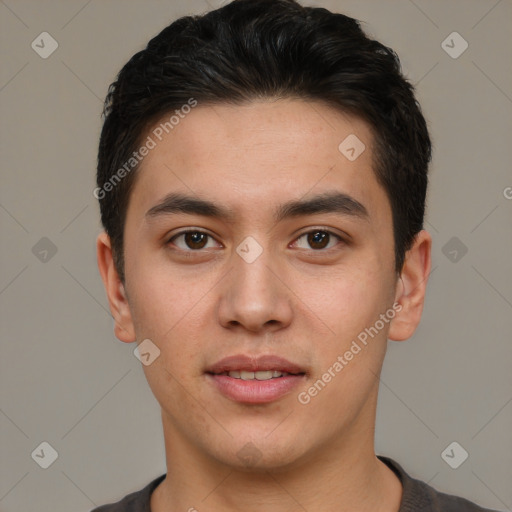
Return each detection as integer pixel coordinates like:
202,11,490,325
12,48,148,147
211,370,301,380
205,354,307,404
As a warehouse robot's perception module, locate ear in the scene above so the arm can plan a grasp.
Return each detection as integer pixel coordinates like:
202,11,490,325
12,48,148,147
96,231,136,343
388,229,432,342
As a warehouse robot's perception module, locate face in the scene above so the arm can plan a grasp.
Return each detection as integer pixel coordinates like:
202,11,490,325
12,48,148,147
98,99,429,471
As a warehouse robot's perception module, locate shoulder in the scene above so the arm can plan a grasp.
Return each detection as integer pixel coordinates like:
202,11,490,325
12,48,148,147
377,455,501,512
90,474,166,512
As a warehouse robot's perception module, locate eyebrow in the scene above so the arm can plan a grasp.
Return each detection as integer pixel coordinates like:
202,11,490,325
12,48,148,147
145,191,369,223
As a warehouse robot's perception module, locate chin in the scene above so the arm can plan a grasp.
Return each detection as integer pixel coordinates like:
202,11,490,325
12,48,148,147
210,434,309,473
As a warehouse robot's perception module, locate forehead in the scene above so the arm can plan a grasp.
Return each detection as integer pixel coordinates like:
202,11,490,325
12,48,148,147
127,99,390,227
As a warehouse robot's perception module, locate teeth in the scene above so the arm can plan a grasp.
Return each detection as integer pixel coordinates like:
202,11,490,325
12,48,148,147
227,370,288,380
255,371,273,380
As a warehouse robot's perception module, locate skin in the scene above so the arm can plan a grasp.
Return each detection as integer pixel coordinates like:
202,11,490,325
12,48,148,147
97,99,431,512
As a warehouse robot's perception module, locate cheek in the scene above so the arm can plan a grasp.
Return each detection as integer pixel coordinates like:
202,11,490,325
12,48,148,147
131,273,210,414
126,258,219,374
291,260,390,345
126,243,203,335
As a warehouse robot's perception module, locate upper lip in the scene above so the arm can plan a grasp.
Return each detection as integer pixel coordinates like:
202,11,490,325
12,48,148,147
206,354,305,375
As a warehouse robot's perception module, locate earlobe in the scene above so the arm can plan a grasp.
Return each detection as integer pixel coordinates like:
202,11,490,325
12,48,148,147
388,230,432,342
96,232,136,343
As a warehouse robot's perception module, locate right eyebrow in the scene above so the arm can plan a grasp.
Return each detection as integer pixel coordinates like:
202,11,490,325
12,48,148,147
145,192,236,223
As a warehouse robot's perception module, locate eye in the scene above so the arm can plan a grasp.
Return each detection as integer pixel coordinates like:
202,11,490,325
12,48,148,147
167,228,344,252
168,230,221,251
293,229,343,250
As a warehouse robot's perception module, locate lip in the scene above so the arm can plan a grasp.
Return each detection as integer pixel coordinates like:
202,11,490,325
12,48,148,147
205,354,307,404
206,354,305,374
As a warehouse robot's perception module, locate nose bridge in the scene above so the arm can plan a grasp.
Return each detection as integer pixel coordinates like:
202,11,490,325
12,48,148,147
232,238,278,305
234,251,274,296
217,236,292,331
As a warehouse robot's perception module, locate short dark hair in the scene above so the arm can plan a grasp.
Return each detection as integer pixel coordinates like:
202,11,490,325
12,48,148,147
96,0,431,283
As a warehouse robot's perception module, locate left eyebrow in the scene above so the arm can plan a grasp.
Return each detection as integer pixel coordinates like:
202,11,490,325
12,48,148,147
274,191,369,223
145,191,369,223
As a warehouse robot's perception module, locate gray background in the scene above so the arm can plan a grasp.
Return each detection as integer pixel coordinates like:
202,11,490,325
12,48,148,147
1,0,511,511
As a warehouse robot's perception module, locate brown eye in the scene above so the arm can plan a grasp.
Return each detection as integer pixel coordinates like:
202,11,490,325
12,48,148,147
294,230,342,250
184,232,208,249
308,231,329,249
169,230,219,250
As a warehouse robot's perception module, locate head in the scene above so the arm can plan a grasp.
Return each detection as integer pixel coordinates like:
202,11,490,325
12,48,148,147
96,0,431,471
96,0,431,283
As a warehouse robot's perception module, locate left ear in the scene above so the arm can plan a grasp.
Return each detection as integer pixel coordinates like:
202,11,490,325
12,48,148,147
388,229,432,341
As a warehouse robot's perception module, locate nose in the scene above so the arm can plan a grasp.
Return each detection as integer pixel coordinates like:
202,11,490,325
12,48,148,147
216,243,293,333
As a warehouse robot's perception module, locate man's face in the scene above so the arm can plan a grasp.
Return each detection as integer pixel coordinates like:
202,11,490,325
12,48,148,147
118,99,402,469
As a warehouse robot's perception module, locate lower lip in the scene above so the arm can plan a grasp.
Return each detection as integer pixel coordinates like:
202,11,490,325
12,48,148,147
206,374,305,404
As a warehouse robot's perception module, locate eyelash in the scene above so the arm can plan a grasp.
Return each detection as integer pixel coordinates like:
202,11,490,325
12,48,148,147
167,228,345,252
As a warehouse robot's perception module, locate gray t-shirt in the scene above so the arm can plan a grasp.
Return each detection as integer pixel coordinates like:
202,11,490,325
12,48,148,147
91,455,500,511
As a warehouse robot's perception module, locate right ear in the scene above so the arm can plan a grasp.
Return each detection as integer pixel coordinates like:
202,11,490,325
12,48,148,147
96,231,136,343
